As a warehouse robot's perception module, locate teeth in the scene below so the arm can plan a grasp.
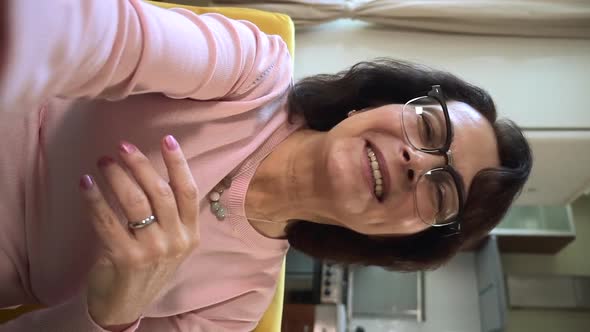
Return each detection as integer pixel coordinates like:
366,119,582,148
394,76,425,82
370,160,379,169
366,146,384,199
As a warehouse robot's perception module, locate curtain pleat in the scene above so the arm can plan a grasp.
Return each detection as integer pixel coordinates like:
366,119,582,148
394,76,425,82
211,0,590,38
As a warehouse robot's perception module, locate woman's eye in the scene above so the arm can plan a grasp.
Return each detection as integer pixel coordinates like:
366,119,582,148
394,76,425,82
419,115,434,142
435,186,444,212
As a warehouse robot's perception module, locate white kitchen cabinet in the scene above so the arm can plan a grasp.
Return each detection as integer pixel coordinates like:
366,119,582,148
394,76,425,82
516,130,590,205
491,205,576,253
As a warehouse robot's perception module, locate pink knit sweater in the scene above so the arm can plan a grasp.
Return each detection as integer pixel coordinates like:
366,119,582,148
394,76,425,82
0,1,299,331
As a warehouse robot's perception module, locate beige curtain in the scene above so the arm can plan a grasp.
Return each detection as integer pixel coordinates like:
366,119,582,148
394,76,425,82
211,0,590,38
211,0,353,26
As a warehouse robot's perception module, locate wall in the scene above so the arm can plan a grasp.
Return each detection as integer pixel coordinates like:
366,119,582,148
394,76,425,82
350,253,481,332
501,194,590,332
294,20,590,129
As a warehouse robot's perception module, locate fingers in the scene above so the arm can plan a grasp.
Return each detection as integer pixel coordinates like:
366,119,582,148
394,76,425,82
96,155,161,241
160,135,199,231
79,175,133,253
116,141,179,230
90,135,198,248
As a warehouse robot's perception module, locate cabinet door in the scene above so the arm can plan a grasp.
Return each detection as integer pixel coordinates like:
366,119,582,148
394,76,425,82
476,236,507,332
516,130,590,205
491,206,575,253
282,304,315,332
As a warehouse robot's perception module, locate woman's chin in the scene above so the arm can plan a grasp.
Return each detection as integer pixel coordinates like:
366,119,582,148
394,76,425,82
326,185,373,217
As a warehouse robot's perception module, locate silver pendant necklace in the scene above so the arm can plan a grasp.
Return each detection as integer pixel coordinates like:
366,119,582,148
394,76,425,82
207,176,287,227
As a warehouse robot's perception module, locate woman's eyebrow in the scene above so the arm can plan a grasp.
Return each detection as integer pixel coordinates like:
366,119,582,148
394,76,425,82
446,147,467,193
455,168,467,195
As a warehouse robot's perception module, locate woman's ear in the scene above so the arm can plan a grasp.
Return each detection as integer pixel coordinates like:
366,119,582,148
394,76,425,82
347,107,373,118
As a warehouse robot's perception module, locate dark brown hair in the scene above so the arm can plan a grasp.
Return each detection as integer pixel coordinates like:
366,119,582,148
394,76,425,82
285,58,532,271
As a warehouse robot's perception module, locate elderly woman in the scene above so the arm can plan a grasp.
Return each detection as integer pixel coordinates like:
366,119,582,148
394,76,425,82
0,0,531,331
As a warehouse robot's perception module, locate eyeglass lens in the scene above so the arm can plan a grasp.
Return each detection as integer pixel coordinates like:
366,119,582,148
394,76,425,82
402,97,459,226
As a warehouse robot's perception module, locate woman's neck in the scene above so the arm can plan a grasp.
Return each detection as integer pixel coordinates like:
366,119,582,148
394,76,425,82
244,129,330,238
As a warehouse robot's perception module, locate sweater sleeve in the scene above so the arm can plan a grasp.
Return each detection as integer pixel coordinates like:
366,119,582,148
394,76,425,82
0,293,250,332
0,0,291,113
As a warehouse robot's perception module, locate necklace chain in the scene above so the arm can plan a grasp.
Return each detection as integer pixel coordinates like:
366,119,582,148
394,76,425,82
207,176,285,225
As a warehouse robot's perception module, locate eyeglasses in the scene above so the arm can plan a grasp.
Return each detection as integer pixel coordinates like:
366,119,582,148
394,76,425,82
401,85,465,234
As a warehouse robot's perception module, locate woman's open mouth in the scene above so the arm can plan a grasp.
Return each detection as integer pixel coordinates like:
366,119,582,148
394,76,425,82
363,142,388,201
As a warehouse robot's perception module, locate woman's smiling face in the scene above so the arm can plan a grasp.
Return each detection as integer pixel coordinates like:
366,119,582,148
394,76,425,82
310,101,500,236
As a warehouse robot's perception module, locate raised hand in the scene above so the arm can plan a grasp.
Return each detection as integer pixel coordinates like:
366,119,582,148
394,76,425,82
79,135,199,327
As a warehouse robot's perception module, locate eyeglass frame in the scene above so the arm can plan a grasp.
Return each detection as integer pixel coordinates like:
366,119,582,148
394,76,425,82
402,85,466,235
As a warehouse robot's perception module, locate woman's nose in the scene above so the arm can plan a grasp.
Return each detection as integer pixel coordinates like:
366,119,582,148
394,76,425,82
401,145,445,184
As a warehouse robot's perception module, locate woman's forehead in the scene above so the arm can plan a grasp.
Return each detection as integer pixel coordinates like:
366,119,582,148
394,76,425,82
447,101,499,191
447,101,486,125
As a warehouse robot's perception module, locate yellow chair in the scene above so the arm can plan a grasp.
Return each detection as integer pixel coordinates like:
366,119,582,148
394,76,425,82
0,2,293,331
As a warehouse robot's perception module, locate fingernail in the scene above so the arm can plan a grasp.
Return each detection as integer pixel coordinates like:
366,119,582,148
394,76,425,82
120,141,136,154
80,175,94,190
164,135,179,151
97,156,115,168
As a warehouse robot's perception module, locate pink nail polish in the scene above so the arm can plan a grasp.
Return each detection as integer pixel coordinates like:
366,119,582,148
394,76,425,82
164,135,179,151
80,175,94,190
97,156,115,168
120,141,136,154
